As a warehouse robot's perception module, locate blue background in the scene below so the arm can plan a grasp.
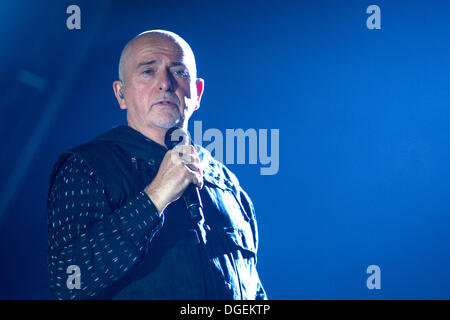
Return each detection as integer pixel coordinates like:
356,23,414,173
0,0,449,299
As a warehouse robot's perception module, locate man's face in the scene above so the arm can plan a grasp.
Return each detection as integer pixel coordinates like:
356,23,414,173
116,35,202,134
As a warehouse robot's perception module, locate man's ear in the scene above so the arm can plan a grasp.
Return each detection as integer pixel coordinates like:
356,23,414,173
194,78,205,111
113,80,127,110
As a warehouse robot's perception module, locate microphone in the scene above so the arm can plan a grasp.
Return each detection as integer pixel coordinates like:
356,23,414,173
164,127,204,224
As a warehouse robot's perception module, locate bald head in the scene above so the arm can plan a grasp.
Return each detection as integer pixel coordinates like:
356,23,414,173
118,30,197,84
112,29,205,143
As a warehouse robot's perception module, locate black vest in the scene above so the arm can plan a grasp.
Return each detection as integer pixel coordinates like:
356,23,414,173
48,126,265,299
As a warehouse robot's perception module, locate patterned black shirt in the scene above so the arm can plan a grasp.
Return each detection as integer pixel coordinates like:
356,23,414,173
47,154,164,299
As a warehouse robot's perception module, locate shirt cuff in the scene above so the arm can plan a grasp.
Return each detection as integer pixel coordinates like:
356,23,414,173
120,191,165,250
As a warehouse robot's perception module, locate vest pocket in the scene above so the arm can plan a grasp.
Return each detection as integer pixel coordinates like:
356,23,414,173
223,224,256,259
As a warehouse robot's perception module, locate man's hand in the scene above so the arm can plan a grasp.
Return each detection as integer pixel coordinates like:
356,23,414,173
145,145,203,215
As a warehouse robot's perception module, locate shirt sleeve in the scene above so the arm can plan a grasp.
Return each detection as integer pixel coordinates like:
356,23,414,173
47,154,164,299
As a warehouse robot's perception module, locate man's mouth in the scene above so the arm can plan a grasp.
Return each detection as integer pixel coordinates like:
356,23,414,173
155,100,177,107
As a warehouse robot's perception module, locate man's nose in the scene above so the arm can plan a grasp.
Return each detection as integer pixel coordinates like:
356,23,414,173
158,69,175,92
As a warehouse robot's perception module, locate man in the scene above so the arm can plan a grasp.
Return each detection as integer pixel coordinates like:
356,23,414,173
47,30,267,299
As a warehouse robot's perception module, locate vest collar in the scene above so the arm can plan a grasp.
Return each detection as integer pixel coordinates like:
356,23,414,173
93,125,231,190
94,125,167,163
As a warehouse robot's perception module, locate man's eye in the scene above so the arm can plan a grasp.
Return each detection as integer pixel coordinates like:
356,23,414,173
175,70,188,77
143,69,153,75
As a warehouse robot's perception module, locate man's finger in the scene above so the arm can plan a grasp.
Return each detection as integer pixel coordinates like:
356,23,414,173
184,161,203,175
